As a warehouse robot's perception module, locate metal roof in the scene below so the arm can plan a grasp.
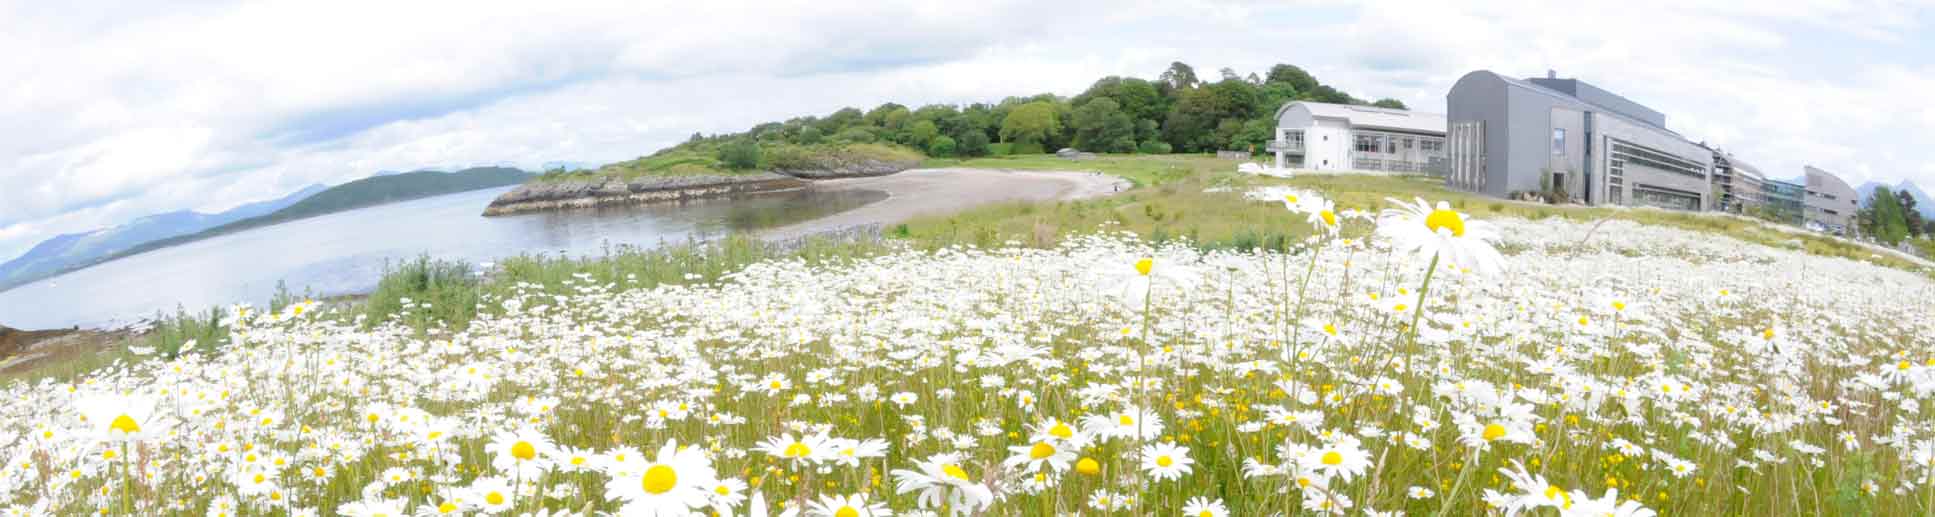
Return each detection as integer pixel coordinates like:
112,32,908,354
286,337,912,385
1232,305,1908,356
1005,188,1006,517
1275,101,1446,135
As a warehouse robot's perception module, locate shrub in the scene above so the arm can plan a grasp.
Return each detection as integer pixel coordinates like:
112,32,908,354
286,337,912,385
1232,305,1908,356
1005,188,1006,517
956,131,991,157
989,142,1014,156
716,139,761,170
1012,142,1046,155
834,127,877,144
1137,140,1172,154
926,135,957,157
796,126,823,145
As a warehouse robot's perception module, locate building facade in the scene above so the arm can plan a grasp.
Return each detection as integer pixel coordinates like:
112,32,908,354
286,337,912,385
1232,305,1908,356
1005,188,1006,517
1803,166,1859,235
1270,101,1447,174
1444,71,1712,211
1761,178,1805,224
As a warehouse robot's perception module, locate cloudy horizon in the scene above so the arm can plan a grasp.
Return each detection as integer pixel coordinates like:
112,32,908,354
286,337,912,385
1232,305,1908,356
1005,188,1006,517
3,0,1932,261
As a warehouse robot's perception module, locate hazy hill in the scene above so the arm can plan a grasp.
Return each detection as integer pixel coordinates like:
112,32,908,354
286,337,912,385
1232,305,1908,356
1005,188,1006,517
1857,180,1933,218
0,167,530,292
0,183,327,290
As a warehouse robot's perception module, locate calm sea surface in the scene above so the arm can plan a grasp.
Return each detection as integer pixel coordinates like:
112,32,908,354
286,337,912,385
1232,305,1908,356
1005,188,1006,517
0,186,884,329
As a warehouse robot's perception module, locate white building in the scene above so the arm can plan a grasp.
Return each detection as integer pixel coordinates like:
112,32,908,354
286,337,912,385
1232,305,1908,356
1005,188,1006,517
1270,101,1448,174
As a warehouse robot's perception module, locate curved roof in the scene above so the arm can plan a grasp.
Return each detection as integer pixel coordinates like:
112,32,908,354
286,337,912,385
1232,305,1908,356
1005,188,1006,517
1275,101,1445,134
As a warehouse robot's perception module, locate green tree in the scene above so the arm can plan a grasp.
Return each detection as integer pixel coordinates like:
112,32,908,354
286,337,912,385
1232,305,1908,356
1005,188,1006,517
906,120,940,148
818,107,863,134
1071,98,1136,153
862,103,905,126
1164,79,1259,151
926,135,957,157
833,126,876,144
1898,188,1924,237
956,130,990,157
999,101,1061,149
716,139,761,170
1865,188,1909,245
1266,64,1319,93
1157,61,1200,93
795,126,823,145
1372,98,1409,110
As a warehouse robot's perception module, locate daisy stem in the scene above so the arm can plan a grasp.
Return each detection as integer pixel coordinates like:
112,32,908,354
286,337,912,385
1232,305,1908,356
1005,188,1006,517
1435,448,1479,517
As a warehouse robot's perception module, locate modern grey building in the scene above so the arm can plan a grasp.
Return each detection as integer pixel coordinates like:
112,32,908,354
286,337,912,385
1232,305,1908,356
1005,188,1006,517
1444,71,1713,211
1803,166,1859,235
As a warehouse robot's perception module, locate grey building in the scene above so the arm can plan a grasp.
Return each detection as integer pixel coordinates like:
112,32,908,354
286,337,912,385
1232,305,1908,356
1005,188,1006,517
1803,166,1859,235
1445,71,1712,211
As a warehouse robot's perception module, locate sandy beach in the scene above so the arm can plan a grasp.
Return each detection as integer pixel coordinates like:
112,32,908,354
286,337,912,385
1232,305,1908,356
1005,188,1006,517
759,168,1130,240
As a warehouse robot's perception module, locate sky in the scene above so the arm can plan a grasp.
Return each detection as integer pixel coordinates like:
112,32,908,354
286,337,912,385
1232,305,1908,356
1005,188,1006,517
3,0,1932,261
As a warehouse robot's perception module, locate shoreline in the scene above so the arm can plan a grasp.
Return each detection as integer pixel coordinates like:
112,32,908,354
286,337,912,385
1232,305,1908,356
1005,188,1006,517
2,167,1131,335
759,168,1130,240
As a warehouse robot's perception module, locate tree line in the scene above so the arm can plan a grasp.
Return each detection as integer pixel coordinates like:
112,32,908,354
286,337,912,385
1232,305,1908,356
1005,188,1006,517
686,61,1405,160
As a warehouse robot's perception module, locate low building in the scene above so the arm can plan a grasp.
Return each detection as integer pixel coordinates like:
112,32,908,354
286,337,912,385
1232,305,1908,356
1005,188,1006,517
1269,101,1447,174
1444,71,1712,211
1803,166,1859,235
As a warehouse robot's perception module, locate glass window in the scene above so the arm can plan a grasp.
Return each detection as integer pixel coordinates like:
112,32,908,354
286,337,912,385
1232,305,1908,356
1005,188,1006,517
1552,128,1566,154
1355,135,1379,153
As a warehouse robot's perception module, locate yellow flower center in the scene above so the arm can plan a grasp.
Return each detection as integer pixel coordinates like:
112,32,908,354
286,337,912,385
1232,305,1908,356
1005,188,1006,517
1156,455,1173,467
1323,323,1337,336
835,507,860,517
942,464,970,481
109,414,141,434
438,502,458,513
1199,511,1214,517
1029,442,1056,459
1482,423,1506,441
1612,301,1625,311
1320,210,1337,226
1424,209,1466,237
1075,457,1100,475
1135,258,1153,276
1049,422,1073,439
715,485,731,495
1285,194,1299,204
1118,415,1134,426
1901,361,1913,371
642,465,678,494
1321,451,1343,466
1763,328,1775,340
510,441,536,461
784,442,811,458
486,491,505,505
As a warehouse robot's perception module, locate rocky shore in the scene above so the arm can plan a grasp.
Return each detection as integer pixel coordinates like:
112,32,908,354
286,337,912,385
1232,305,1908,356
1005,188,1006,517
483,155,922,216
481,173,807,216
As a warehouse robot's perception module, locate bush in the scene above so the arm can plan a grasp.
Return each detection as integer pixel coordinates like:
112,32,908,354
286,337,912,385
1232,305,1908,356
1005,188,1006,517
989,142,1014,156
834,127,877,144
926,135,957,157
1137,140,1172,154
1012,142,1046,155
957,131,991,157
717,139,761,170
796,126,823,145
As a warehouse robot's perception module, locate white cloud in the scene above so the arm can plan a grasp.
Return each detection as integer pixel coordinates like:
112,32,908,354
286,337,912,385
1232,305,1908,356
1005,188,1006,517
2,0,1933,260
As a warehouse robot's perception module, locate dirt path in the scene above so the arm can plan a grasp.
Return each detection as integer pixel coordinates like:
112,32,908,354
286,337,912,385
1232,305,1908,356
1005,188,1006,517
760,168,1129,240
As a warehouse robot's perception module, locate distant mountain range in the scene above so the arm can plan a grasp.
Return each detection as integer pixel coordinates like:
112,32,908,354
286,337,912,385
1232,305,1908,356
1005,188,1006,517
0,167,531,292
1856,180,1934,218
0,184,326,291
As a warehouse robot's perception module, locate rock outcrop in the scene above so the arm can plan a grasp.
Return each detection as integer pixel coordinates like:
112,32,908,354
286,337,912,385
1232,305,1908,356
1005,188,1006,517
770,157,921,180
482,173,807,216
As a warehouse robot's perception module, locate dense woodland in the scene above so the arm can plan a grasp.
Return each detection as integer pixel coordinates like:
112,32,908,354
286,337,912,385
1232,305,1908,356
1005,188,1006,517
679,62,1404,162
